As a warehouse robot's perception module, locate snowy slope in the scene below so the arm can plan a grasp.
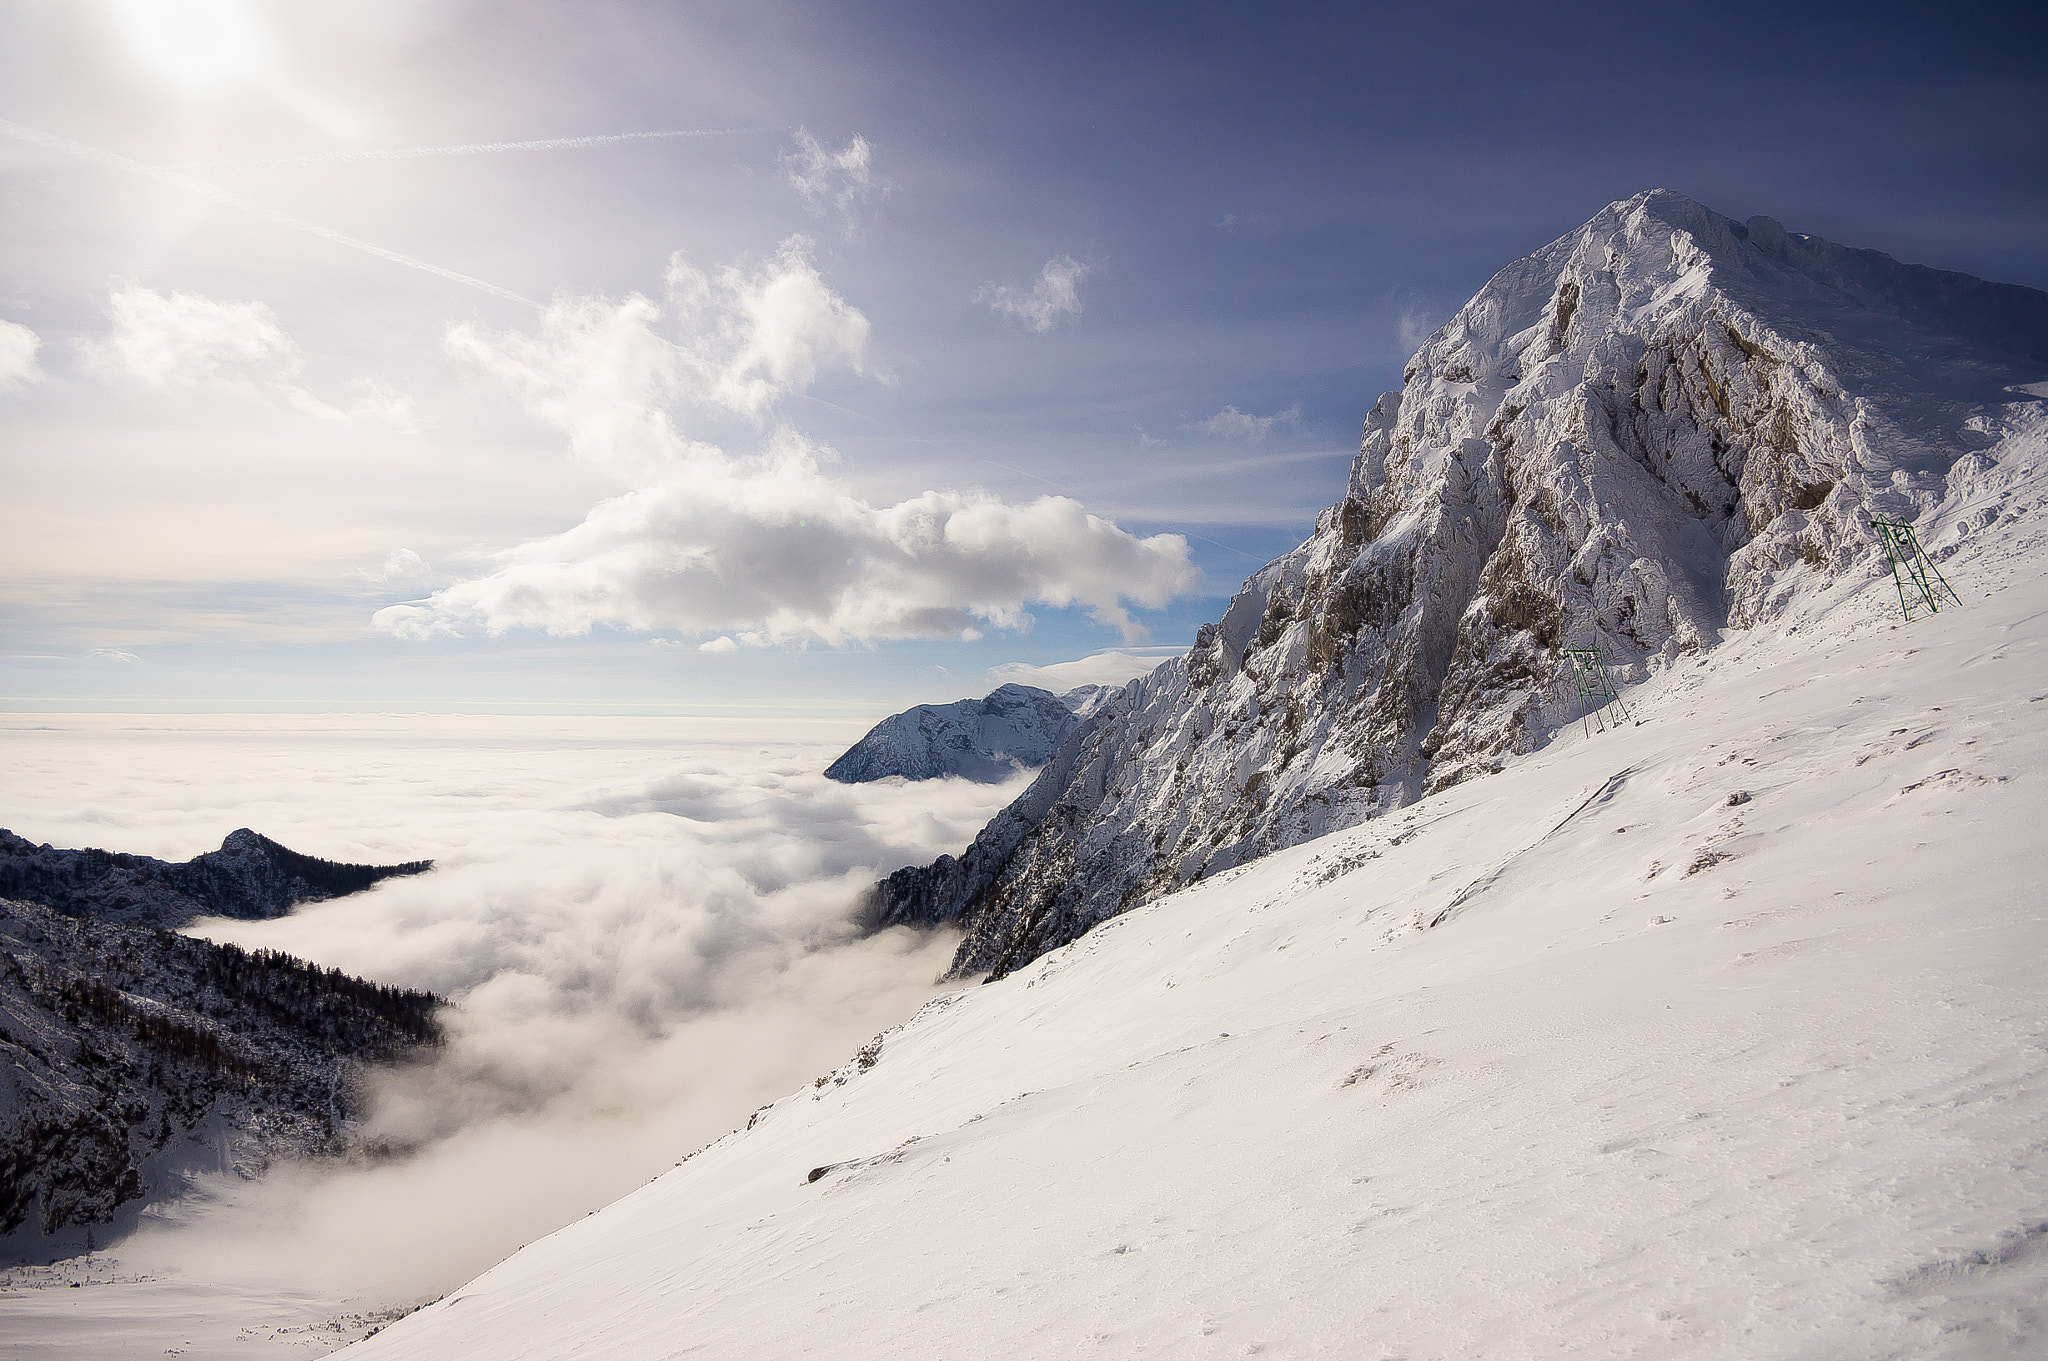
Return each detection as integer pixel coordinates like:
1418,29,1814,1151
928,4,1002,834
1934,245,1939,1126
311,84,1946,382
870,189,2048,978
824,684,1084,783
344,433,2048,1358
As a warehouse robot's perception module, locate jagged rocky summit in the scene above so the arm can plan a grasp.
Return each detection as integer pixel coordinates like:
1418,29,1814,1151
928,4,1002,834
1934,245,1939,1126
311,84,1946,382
867,188,2048,979
0,826,433,929
826,684,1099,783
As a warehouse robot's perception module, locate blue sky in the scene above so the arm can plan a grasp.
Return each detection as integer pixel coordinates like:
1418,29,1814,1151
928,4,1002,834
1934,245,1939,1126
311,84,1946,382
3,0,2043,718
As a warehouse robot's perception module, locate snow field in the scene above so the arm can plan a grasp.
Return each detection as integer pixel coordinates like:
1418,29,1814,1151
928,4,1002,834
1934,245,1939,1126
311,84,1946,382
346,518,2048,1357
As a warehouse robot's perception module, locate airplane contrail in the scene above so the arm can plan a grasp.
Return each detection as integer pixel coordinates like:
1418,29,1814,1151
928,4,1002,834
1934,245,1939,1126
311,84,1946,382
0,119,536,307
171,128,749,169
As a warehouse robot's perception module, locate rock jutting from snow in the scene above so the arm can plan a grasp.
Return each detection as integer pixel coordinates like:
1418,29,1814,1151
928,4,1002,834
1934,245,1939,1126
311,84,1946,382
0,827,435,930
864,188,2048,979
825,683,1093,783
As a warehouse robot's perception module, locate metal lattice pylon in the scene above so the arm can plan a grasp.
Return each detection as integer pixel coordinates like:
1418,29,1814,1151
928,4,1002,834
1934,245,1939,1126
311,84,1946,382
1564,647,1631,738
1870,516,1961,622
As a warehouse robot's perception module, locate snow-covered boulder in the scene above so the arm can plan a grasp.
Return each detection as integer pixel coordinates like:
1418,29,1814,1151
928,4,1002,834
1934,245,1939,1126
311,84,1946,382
868,188,2048,978
825,684,1088,783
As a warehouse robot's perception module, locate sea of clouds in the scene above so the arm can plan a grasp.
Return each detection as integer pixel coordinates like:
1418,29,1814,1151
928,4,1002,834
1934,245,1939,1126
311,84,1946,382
4,711,1027,1298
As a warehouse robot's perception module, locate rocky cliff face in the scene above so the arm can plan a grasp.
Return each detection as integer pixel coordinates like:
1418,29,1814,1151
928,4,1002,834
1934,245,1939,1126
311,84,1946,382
0,896,442,1246
825,684,1087,783
868,189,2048,978
0,828,434,930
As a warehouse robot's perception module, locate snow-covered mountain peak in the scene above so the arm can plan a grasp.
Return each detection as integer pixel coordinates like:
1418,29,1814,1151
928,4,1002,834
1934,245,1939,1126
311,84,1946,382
867,190,2048,978
824,683,1086,783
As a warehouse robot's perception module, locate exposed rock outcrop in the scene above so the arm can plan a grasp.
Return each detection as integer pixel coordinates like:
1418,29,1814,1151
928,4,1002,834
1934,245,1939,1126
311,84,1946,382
866,189,2048,978
0,896,442,1245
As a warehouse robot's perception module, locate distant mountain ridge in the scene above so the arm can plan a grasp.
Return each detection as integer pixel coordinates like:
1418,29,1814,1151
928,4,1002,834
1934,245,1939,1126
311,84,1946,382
866,189,2048,979
825,684,1102,783
0,827,434,929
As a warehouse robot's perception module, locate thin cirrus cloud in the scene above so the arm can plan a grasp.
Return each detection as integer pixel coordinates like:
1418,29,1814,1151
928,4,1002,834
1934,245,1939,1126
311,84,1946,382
0,120,533,306
377,238,1197,647
780,128,886,233
977,255,1091,332
0,319,42,389
988,646,1183,692
171,128,747,169
1185,403,1302,440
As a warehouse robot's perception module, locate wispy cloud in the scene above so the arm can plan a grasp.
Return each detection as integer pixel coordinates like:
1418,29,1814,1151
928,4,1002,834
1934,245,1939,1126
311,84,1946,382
0,319,42,390
378,244,1196,647
781,129,885,235
75,284,425,430
978,255,1091,333
1398,306,1443,355
89,647,141,664
989,646,1182,692
348,548,433,587
0,119,534,306
78,285,303,393
172,129,747,169
1185,403,1301,440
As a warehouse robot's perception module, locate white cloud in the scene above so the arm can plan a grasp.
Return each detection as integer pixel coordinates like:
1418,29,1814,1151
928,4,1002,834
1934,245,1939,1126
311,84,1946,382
442,236,868,481
343,376,426,432
394,250,1197,647
373,437,1197,645
0,318,43,389
89,646,141,664
989,646,1183,693
349,547,432,587
1398,306,1443,355
978,255,1091,333
698,636,740,654
9,716,1025,1298
666,237,873,417
73,284,416,425
781,129,885,234
1186,403,1301,440
78,284,302,392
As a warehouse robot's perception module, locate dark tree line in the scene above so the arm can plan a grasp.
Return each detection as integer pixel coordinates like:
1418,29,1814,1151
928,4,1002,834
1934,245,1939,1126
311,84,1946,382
202,941,442,1048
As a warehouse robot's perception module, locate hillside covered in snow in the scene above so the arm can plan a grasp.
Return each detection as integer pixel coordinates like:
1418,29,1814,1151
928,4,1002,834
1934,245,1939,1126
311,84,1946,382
869,189,2048,979
335,190,2048,1360
346,446,2048,1360
824,683,1092,783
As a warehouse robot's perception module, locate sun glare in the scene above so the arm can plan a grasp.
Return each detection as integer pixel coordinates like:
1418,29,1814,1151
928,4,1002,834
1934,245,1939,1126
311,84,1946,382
105,0,274,98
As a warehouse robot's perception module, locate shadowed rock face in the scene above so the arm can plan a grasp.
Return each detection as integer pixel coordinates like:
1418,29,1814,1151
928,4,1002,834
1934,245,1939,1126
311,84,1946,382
0,895,443,1245
825,684,1086,784
866,189,2048,980
0,828,434,930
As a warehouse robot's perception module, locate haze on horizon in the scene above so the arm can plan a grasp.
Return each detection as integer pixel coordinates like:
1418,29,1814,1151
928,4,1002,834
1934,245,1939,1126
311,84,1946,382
2,0,2044,719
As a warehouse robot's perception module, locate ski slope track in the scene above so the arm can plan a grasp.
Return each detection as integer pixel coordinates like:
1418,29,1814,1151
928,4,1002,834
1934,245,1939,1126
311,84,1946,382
346,195,2048,1358
870,189,2048,980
